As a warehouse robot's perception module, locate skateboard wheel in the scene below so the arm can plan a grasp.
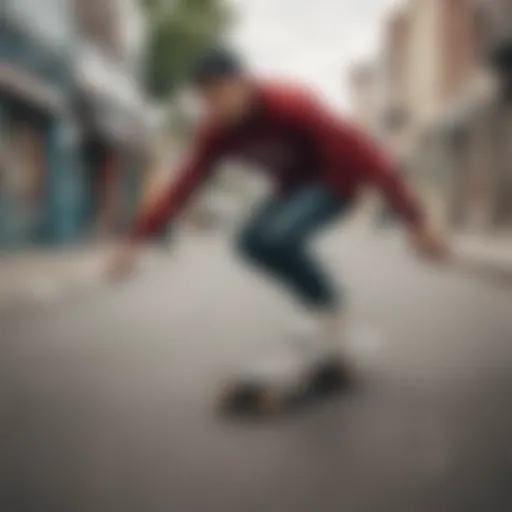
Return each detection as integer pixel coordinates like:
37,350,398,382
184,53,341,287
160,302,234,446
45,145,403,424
218,381,262,412
217,380,284,415
257,388,283,415
310,359,350,394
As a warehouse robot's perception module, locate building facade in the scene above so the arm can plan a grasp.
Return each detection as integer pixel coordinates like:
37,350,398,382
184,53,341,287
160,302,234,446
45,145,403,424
0,0,151,249
376,0,511,231
348,63,380,133
0,0,81,247
72,0,152,239
381,7,412,162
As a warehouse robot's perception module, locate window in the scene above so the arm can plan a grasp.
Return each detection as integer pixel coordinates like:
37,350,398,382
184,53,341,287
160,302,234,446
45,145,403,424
6,0,73,50
74,0,121,56
382,106,409,133
5,0,73,49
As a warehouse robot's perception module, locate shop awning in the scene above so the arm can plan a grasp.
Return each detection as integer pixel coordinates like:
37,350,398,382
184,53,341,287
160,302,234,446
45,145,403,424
72,45,152,151
0,62,65,111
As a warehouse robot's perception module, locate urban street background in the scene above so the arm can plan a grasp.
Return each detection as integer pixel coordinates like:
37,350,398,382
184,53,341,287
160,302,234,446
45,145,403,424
1,1,512,511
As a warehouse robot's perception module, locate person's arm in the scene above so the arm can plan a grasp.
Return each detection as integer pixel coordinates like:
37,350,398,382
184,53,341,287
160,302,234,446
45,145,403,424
105,127,225,281
283,89,447,260
286,90,424,227
130,126,224,241
340,130,424,228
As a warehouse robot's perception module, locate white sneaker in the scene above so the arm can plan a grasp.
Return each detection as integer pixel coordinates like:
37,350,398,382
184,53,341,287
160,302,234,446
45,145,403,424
239,344,308,389
287,312,344,359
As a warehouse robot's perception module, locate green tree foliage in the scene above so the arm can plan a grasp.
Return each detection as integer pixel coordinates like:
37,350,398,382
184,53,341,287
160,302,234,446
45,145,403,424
140,0,233,100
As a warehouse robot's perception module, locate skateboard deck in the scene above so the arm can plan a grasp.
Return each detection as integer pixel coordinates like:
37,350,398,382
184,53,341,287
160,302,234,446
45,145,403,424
217,345,352,415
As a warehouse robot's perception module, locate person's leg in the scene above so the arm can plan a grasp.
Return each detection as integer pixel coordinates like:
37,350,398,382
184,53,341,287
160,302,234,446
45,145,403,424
236,184,352,349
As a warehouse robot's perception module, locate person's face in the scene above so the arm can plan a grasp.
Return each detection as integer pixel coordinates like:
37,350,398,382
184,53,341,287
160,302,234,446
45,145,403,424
196,76,253,124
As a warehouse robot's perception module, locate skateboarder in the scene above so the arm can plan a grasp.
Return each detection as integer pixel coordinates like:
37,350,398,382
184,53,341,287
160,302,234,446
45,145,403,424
107,47,447,359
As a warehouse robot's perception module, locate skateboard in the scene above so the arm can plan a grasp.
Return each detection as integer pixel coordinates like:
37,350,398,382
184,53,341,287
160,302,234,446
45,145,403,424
217,345,352,415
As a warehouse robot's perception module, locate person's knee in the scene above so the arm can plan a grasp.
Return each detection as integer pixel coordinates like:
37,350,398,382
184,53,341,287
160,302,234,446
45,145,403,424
236,227,295,262
236,228,268,261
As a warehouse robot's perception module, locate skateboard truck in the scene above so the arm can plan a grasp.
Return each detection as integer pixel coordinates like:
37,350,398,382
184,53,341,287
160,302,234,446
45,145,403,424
217,352,352,416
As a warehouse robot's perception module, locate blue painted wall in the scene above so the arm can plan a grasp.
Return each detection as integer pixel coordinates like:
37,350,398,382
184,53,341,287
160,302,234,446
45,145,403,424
0,14,83,247
44,115,83,244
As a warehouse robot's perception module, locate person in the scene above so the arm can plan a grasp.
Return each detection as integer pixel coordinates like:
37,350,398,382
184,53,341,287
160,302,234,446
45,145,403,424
106,47,448,356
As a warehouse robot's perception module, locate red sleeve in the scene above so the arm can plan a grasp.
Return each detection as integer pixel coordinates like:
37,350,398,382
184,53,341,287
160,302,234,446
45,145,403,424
347,133,424,227
130,126,224,240
286,90,425,227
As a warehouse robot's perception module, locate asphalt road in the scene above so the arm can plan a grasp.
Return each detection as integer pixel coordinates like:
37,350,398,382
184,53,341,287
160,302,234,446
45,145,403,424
1,229,512,512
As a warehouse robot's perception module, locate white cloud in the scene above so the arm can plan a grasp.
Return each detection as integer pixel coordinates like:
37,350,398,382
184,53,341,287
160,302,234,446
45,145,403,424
227,0,394,112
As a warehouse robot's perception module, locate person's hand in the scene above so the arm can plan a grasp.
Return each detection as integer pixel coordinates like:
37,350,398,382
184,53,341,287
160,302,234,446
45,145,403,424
105,241,139,283
409,221,450,262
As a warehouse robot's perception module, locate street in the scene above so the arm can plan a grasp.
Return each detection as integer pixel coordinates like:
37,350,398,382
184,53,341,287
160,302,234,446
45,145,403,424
1,227,512,512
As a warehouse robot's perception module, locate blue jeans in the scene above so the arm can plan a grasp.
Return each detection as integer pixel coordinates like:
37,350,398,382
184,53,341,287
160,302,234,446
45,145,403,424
236,184,350,309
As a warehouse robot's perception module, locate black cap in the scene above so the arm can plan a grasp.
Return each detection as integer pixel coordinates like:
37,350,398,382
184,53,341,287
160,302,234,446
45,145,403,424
190,47,244,85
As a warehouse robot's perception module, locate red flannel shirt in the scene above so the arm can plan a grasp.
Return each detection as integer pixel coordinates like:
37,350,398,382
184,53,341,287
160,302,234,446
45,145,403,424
132,80,423,239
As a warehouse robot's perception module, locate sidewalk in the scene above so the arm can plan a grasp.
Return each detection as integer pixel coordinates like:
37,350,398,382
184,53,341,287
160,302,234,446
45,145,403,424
454,232,512,274
0,244,118,310
1,227,509,313
353,219,512,282
0,230,194,312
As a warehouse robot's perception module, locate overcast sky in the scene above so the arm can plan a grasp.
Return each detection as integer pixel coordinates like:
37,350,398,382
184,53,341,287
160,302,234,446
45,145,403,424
227,0,398,113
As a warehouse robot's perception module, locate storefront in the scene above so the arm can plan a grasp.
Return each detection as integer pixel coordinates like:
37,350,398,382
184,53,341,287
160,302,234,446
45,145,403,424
73,44,151,239
0,65,79,248
0,98,46,245
76,131,145,238
489,33,512,229
436,92,508,233
0,1,81,248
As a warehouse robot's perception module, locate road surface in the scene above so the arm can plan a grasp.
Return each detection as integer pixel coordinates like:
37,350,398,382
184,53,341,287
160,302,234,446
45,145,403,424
1,229,512,512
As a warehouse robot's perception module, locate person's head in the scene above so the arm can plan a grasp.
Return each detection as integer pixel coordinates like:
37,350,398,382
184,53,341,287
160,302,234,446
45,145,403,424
190,47,254,124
